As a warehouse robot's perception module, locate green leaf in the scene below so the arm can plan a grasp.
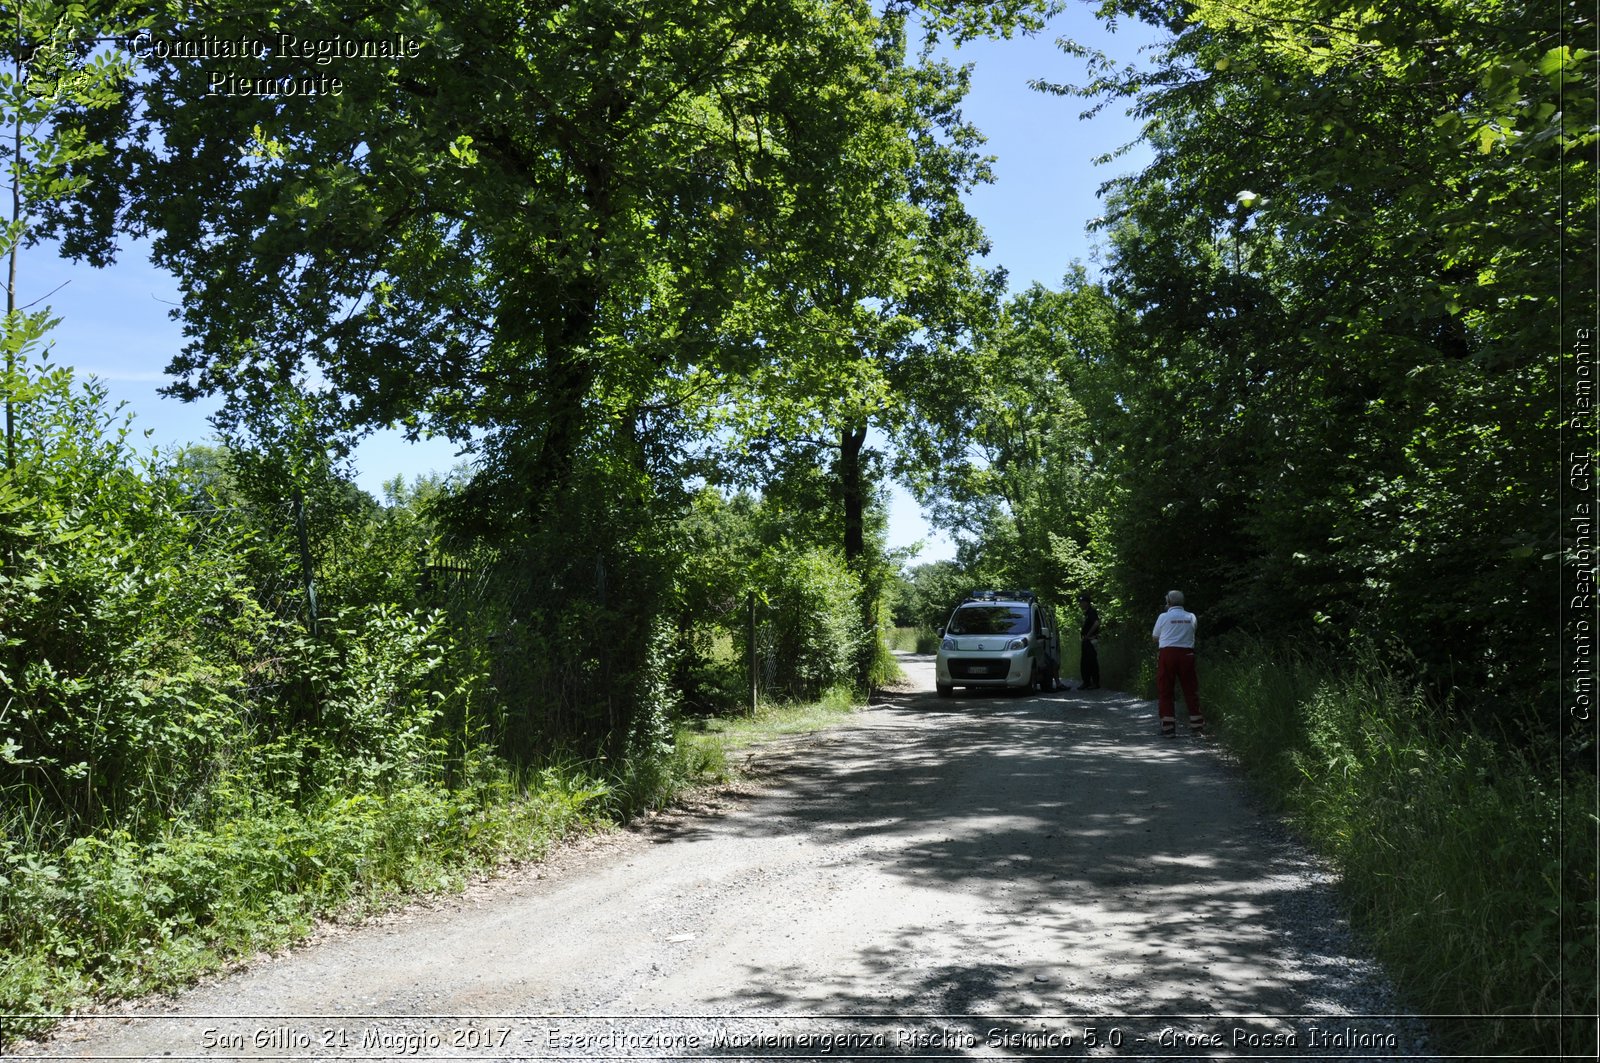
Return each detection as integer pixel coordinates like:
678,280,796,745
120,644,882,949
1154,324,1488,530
1537,47,1572,76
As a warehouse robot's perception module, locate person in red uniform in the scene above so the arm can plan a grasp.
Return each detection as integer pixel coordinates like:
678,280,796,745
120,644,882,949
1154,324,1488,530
1151,590,1203,737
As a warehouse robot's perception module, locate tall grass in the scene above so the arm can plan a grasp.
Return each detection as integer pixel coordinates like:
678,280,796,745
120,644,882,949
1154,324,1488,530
1098,633,1596,1058
679,682,860,756
1,756,613,1042
867,632,905,690
886,625,940,654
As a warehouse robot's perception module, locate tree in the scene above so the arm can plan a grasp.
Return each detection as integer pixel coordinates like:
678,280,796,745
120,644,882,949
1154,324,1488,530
894,558,969,629
48,1,1036,508
1037,0,1592,725
705,6,1038,686
39,0,1059,746
4,0,145,474
899,269,1116,605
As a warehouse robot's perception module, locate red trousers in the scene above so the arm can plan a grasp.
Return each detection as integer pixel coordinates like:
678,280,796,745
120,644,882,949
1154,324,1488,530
1157,647,1202,721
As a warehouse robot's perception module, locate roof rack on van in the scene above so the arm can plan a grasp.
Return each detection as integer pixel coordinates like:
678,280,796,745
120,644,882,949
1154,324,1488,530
964,589,1038,603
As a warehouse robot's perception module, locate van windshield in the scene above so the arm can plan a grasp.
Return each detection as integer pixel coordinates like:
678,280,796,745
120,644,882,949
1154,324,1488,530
947,605,1030,636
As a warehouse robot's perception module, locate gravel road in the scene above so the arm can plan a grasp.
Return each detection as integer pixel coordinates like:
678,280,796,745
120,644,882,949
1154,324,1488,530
21,654,1436,1061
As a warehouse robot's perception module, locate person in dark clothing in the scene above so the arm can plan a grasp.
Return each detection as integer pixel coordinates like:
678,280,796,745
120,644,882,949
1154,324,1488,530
1077,591,1101,690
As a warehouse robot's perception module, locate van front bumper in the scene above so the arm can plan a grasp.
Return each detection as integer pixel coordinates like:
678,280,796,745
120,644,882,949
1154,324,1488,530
936,650,1031,688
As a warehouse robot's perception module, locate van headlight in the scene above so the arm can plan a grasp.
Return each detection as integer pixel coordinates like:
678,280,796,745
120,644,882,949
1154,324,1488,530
941,637,956,651
1006,636,1029,650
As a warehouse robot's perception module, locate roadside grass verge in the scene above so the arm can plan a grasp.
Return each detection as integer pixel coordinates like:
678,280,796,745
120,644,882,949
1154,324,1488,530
1,762,614,1044
1098,633,1597,1058
1,688,863,1047
678,682,859,761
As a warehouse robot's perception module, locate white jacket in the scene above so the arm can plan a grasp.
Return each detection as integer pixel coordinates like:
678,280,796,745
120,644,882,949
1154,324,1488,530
1152,607,1198,649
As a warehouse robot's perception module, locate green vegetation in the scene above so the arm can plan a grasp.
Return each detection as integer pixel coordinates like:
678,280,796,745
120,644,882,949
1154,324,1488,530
1,0,1044,1038
887,626,941,655
0,327,899,1042
892,1,1594,1055
1091,631,1596,1057
2,0,1593,1058
681,684,862,760
4,765,612,1041
3,658,852,1044
0,353,875,1033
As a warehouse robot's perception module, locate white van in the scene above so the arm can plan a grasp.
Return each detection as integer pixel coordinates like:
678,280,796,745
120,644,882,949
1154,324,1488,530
935,590,1061,697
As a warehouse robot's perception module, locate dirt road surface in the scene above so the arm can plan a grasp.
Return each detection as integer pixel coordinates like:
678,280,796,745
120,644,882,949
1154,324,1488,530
20,654,1434,1061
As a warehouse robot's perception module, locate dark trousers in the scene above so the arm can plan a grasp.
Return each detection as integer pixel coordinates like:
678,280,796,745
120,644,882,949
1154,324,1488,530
1157,646,1201,721
1080,639,1100,687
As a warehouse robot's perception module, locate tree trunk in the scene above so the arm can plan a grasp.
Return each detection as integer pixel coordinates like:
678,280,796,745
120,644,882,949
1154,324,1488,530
839,422,868,564
838,420,876,690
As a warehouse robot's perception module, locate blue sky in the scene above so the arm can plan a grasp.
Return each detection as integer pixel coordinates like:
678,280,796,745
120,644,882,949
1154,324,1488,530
16,4,1159,564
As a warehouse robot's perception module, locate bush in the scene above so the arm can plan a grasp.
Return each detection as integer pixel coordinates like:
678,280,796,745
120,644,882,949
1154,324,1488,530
1201,640,1596,1058
1089,631,1152,695
866,631,902,690
0,362,263,835
1090,629,1597,1056
759,547,865,700
0,761,615,1041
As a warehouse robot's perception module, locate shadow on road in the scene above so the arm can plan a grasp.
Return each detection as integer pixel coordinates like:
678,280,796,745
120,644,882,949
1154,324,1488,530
675,663,1424,1057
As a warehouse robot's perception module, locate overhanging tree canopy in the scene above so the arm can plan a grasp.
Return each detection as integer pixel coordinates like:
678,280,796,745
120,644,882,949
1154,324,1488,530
48,1,1043,524
1028,0,1593,721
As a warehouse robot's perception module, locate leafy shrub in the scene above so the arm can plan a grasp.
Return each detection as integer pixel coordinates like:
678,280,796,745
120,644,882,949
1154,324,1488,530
1090,631,1152,695
883,625,939,656
758,547,864,699
0,763,615,1041
0,361,259,834
1202,640,1596,1058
